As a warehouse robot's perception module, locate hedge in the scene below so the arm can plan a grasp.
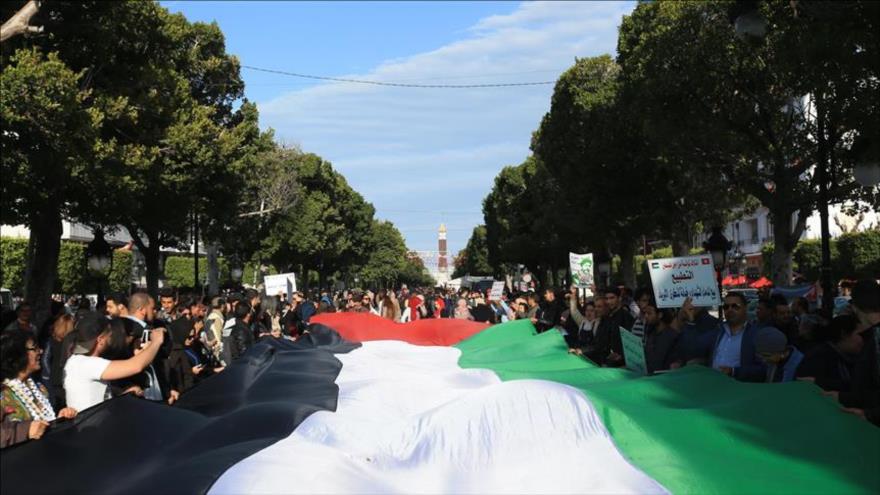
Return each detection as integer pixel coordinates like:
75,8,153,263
163,255,232,289
762,229,879,281
0,237,133,294
0,237,27,293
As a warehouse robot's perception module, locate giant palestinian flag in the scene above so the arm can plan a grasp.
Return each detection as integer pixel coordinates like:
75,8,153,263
2,315,879,494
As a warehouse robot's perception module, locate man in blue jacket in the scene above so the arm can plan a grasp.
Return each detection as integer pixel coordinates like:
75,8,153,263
710,291,766,382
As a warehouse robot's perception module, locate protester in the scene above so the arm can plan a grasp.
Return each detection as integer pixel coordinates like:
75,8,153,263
755,326,804,383
534,287,562,333
629,288,653,341
708,292,764,382
644,301,680,374
669,298,720,367
46,314,75,408
227,301,254,362
3,302,37,336
797,315,862,393
157,288,178,324
835,279,880,425
126,292,171,402
105,293,129,318
1,330,77,448
603,287,635,333
453,298,474,320
567,287,598,353
63,313,165,411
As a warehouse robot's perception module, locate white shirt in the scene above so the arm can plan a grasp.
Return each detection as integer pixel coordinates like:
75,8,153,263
64,354,111,411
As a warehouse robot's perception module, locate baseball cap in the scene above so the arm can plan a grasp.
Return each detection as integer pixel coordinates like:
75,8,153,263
755,327,787,354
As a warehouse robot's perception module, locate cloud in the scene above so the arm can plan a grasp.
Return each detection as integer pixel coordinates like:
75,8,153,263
257,1,635,253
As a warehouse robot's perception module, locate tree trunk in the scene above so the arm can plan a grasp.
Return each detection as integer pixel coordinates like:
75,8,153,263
206,242,220,296
23,206,62,330
619,240,637,289
769,209,802,287
142,236,162,297
671,229,691,257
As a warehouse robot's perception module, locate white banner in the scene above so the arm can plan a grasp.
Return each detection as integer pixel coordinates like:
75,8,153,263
569,252,594,289
647,255,720,309
488,281,505,301
264,272,297,302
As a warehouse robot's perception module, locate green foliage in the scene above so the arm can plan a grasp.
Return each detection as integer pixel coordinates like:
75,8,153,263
0,238,27,293
108,251,133,293
164,255,232,289
359,221,409,287
0,238,134,294
837,230,880,280
616,1,879,284
55,242,86,294
453,225,494,278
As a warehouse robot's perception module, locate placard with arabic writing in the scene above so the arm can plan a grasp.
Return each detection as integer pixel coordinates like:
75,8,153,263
647,255,720,309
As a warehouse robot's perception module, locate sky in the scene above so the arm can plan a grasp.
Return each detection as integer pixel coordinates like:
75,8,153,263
163,1,636,257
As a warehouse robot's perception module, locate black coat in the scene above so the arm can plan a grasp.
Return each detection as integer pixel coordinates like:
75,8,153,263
645,325,680,374
796,342,856,393
229,321,255,362
839,324,880,425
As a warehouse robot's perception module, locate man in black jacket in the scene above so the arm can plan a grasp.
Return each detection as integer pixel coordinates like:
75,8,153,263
604,287,635,332
837,280,880,426
535,287,562,333
228,302,254,362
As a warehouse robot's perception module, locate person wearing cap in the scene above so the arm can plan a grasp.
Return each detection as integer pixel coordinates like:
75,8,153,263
755,326,804,383
63,313,165,412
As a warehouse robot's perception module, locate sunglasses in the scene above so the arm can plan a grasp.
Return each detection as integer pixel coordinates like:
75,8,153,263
25,346,40,352
722,303,743,310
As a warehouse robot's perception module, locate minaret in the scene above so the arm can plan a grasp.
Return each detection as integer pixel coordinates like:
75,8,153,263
437,224,448,282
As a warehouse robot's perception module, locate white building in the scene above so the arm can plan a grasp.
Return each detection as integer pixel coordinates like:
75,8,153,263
708,203,878,278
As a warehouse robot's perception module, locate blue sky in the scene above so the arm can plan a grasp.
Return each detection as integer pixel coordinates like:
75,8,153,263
163,1,636,259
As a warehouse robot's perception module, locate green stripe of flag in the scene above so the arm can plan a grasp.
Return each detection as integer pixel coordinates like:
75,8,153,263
454,320,880,494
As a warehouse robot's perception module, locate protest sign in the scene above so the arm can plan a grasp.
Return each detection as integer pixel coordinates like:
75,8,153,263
648,255,720,309
264,272,297,302
569,252,594,290
620,327,647,376
488,281,505,301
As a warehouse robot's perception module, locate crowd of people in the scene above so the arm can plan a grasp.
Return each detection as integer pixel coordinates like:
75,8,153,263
1,277,878,448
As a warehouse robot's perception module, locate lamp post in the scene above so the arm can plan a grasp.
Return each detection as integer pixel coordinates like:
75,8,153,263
703,227,732,318
596,258,611,290
230,255,243,287
85,229,113,305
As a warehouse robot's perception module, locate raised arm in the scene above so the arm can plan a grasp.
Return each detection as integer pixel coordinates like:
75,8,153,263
101,329,165,381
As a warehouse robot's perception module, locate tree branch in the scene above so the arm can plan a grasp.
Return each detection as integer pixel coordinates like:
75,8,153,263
0,0,42,43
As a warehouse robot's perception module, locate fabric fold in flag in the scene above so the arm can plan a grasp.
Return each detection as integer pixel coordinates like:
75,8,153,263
0,332,359,495
311,312,488,346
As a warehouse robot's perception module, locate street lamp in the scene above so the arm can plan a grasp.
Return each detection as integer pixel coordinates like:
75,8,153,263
230,256,244,284
703,227,732,317
596,259,611,290
85,229,113,304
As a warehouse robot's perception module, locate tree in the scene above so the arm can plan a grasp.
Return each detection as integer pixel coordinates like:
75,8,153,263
0,49,100,326
615,0,880,284
532,55,663,287
359,220,408,288
261,153,375,288
453,225,493,278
